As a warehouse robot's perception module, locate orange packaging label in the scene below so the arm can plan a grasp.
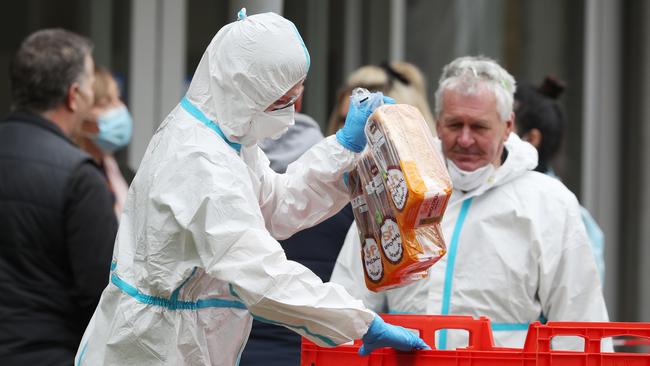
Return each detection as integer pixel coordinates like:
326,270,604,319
362,237,384,283
350,105,453,292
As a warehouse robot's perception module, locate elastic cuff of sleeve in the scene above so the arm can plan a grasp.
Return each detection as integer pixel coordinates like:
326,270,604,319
336,130,364,153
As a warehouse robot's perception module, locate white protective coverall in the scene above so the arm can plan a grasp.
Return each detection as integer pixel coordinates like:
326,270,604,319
75,12,375,366
331,133,610,350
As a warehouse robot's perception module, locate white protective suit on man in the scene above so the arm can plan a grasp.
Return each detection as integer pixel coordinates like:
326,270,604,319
331,133,610,350
74,12,378,366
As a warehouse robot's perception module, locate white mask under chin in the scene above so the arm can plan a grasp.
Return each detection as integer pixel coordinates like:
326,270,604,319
239,106,295,146
446,159,495,192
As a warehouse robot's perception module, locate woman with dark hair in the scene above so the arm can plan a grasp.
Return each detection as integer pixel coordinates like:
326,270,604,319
514,77,565,173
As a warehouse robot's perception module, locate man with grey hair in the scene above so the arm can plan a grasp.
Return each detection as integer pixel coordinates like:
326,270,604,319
332,56,609,350
0,29,117,365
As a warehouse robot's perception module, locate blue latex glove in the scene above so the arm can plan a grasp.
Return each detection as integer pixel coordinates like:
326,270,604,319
359,316,430,356
336,88,396,152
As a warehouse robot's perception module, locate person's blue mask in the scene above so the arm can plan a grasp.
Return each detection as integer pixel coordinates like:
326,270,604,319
95,105,133,153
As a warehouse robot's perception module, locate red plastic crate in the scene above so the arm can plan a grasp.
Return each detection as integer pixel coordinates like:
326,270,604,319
301,314,650,366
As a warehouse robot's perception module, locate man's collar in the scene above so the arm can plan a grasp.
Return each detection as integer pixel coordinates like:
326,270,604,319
501,147,509,165
2,110,78,147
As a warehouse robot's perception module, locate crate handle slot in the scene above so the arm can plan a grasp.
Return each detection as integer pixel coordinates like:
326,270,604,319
381,314,497,351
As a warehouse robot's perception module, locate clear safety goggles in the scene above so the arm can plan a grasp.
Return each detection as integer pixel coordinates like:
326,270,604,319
267,83,305,111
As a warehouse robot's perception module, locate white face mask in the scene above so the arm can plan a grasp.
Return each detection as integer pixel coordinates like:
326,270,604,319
446,159,495,192
239,106,295,146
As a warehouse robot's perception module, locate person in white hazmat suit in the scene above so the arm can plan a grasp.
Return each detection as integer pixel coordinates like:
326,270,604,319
74,10,428,366
331,56,611,351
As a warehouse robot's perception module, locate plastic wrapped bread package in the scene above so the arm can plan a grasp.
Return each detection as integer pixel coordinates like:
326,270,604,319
347,103,452,292
349,151,437,292
348,167,386,290
365,104,452,230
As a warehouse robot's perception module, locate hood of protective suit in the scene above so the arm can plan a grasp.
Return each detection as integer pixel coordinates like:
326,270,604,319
185,12,310,146
434,132,538,196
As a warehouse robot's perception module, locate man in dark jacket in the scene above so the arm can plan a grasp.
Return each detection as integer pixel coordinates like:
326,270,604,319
0,29,118,365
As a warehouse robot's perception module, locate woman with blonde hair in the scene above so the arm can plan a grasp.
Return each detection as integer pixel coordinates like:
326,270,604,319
76,66,133,218
327,61,435,136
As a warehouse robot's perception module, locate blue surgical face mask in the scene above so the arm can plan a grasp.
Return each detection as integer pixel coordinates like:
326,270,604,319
94,104,133,153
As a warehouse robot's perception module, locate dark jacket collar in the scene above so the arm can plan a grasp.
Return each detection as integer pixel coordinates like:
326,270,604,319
2,110,78,147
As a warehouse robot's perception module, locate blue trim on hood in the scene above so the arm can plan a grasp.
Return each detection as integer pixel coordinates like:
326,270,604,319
289,22,310,72
180,96,241,153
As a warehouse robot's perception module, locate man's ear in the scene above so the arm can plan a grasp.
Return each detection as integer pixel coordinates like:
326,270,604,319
65,83,80,112
504,112,514,141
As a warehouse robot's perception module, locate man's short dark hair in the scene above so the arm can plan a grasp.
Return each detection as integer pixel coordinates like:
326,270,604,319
10,28,93,113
